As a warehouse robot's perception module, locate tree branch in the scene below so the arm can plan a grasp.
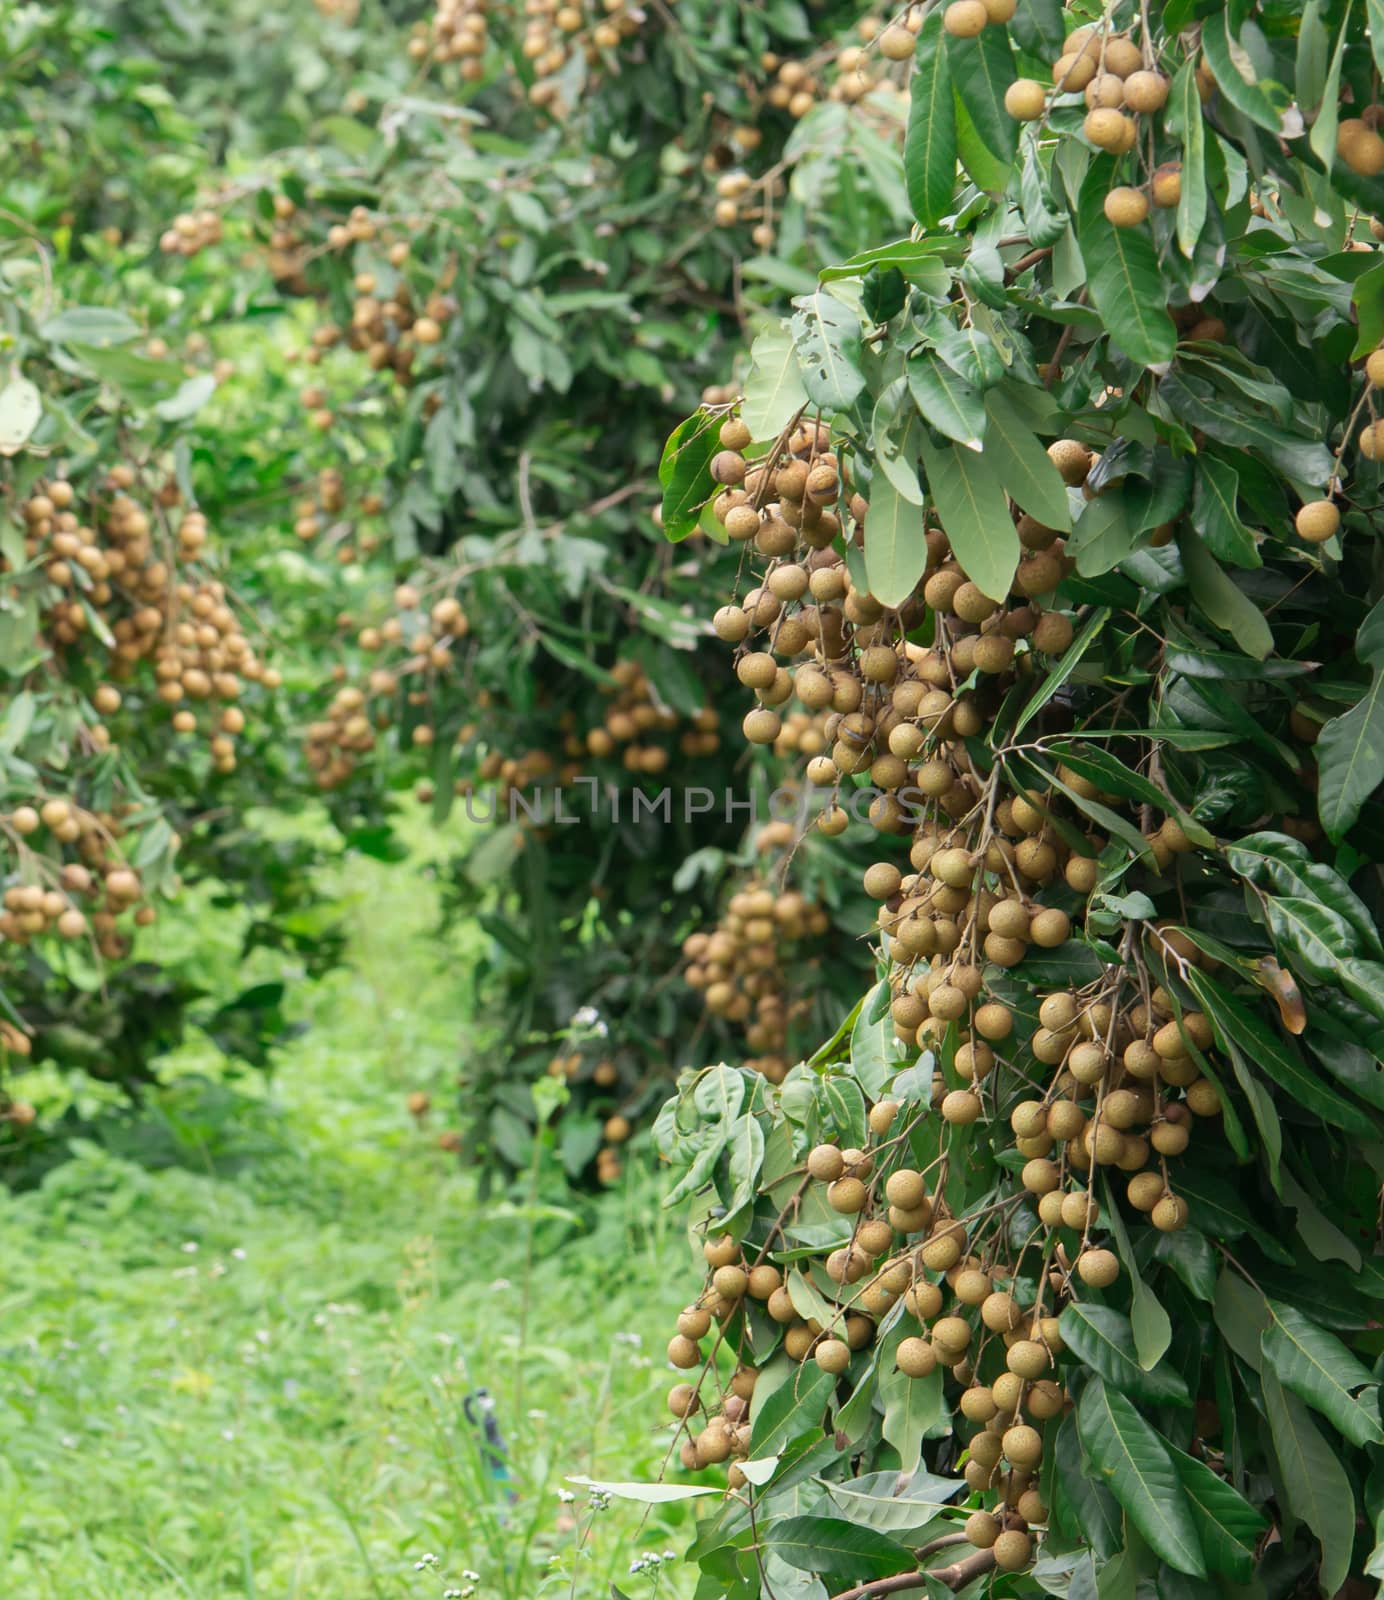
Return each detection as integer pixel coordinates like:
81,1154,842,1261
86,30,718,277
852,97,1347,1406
827,1548,997,1600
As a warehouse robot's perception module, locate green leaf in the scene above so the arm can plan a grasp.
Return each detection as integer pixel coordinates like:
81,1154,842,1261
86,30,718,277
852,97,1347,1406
1059,1304,1191,1405
918,433,1019,602
1318,646,1384,842
1011,606,1110,737
1213,1271,1270,1372
1076,158,1176,369
1076,1378,1207,1577
907,351,984,452
1261,1299,1384,1446
849,979,896,1100
658,411,720,542
862,470,926,609
791,291,865,411
879,1341,944,1474
1165,62,1208,257
1226,831,1383,958
1186,967,1377,1135
39,306,141,346
742,326,808,440
1262,1367,1356,1596
1166,1446,1266,1582
748,1362,834,1458
1200,12,1284,134
1178,534,1272,661
1155,375,1335,486
904,11,957,229
1153,1230,1218,1303
1190,458,1260,569
1055,1412,1123,1558
982,388,1072,530
0,376,42,456
154,373,217,422
1102,1183,1172,1370
1308,3,1349,167
945,25,1017,183
1072,491,1140,577
769,1517,916,1590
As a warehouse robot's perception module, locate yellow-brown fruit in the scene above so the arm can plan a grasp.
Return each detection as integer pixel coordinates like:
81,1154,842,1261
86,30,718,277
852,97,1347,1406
879,22,916,59
807,1143,846,1182
827,1177,868,1214
942,0,988,37
1003,1423,1043,1468
1083,108,1132,150
864,862,903,899
1122,70,1169,111
1361,419,1384,460
1005,78,1046,120
1151,163,1182,208
1006,1339,1049,1379
965,1510,1000,1549
896,1336,938,1377
1295,500,1340,544
1367,348,1384,388
1104,186,1149,227
1076,1247,1120,1287
1047,439,1090,485
815,1337,852,1374
1341,118,1384,177
993,1530,1033,1572
1152,1193,1190,1232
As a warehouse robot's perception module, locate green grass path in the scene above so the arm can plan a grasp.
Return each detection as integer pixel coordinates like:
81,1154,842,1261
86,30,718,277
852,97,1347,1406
0,835,698,1599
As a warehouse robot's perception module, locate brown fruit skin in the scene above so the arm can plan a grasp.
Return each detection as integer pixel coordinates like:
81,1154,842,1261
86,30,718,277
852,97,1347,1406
814,1337,852,1374
896,1336,938,1377
1366,348,1384,388
1151,163,1183,207
1295,500,1340,544
1123,69,1169,111
942,0,988,37
1104,185,1149,227
1077,1247,1120,1287
1083,107,1132,150
807,1143,845,1182
993,1530,1033,1572
1004,78,1046,120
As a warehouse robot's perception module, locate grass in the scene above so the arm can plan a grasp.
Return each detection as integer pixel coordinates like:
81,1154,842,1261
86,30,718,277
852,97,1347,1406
0,814,701,1600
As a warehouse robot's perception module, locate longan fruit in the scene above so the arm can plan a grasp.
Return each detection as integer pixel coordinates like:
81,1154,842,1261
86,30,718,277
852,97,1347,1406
1104,186,1149,227
828,1177,868,1214
1083,108,1132,150
896,1336,938,1377
1005,78,1046,120
678,1307,711,1339
1152,1193,1190,1231
815,1338,851,1374
1151,163,1182,207
1003,1423,1044,1468
1123,70,1169,111
965,1510,1000,1548
942,0,988,37
879,22,916,59
668,1335,702,1369
993,1530,1033,1571
974,1001,1013,1040
1295,500,1340,543
1367,348,1384,388
1006,1339,1049,1379
864,861,903,899
807,1143,845,1182
1076,1248,1120,1287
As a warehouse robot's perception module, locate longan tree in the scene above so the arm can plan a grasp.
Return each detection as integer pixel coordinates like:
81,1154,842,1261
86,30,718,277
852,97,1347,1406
652,1,1384,1595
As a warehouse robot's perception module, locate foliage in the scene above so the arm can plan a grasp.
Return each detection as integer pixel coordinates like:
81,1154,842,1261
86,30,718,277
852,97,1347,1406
651,2,1384,1597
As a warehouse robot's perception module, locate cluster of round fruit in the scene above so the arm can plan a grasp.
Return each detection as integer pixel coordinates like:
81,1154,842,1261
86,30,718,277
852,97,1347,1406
301,264,454,392
515,0,653,111
158,207,225,258
578,660,720,774
682,876,829,1084
706,417,1080,845
407,0,488,76
291,468,384,564
1001,24,1176,227
20,475,278,768
306,585,469,788
4,802,157,959
264,194,309,293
